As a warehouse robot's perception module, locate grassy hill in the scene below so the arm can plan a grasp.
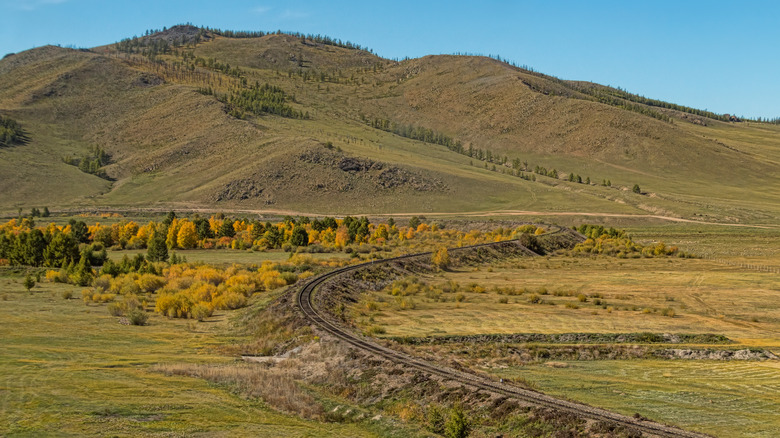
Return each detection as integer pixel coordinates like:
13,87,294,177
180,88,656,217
1,25,778,224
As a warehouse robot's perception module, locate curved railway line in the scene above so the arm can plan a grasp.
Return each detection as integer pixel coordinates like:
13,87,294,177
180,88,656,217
296,231,712,438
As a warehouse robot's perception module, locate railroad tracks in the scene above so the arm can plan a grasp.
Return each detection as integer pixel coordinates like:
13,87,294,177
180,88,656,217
296,236,712,438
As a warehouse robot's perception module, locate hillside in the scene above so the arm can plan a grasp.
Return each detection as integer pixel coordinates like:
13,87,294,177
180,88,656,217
1,25,778,224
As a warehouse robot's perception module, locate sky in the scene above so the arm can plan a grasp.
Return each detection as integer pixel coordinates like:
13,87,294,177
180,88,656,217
1,0,778,119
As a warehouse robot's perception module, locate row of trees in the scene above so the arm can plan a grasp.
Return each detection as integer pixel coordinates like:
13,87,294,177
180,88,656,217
1,214,538,269
361,116,633,192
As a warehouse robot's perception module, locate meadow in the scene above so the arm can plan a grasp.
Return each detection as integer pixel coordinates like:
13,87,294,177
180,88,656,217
360,256,780,345
350,225,780,437
0,272,425,437
491,360,780,438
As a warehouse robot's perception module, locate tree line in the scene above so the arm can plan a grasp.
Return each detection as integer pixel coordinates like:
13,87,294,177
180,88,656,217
361,116,639,192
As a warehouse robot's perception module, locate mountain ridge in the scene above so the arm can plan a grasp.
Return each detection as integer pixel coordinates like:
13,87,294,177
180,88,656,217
0,26,778,224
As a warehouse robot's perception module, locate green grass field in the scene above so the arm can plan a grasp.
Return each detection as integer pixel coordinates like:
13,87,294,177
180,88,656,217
0,274,419,437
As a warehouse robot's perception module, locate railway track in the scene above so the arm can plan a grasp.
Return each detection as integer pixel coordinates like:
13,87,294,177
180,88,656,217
296,233,712,438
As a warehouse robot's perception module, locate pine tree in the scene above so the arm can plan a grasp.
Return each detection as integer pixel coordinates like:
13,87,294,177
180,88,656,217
24,273,35,292
147,230,168,262
290,226,309,247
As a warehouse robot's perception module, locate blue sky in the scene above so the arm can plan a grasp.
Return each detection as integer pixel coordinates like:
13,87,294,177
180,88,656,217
2,0,778,119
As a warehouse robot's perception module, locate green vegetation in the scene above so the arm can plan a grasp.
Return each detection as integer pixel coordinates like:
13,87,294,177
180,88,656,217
200,82,308,119
62,146,111,179
0,273,416,437
0,113,24,146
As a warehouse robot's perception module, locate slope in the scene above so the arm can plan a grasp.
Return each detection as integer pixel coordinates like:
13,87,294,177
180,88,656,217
0,26,777,224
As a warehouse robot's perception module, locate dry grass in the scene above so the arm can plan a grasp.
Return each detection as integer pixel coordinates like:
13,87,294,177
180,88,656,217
153,361,322,419
361,257,780,346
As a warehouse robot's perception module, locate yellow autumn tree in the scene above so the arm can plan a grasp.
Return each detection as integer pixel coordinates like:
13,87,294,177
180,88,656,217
334,226,350,249
432,247,450,270
166,218,180,249
177,220,198,249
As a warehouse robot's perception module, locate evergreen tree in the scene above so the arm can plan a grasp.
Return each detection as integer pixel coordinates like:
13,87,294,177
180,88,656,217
162,211,177,227
633,184,641,194
218,220,236,238
69,220,89,243
290,226,309,247
24,273,35,292
73,251,94,287
146,230,168,262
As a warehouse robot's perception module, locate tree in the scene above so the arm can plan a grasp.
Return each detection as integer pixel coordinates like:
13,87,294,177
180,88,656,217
408,216,421,230
43,232,79,267
194,218,213,239
146,230,168,262
218,219,236,238
432,247,450,270
42,207,50,217
290,226,309,247
176,221,198,249
444,404,470,438
264,226,283,249
162,210,177,227
165,219,180,249
73,250,94,286
68,220,89,243
632,183,641,194
24,273,35,292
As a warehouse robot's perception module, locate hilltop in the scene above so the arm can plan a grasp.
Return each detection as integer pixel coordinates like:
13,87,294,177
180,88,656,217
1,25,778,224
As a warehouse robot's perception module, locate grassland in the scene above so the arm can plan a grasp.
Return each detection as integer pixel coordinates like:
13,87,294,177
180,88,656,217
361,256,780,345
492,360,780,438
0,272,423,437
348,225,780,437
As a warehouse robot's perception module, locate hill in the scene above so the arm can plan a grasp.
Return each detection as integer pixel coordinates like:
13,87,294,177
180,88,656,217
1,25,778,224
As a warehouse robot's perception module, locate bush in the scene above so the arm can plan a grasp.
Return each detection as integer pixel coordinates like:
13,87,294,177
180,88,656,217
445,404,471,438
366,325,386,335
191,302,213,321
127,309,148,326
61,290,73,300
280,271,298,285
498,297,509,304
107,302,124,316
